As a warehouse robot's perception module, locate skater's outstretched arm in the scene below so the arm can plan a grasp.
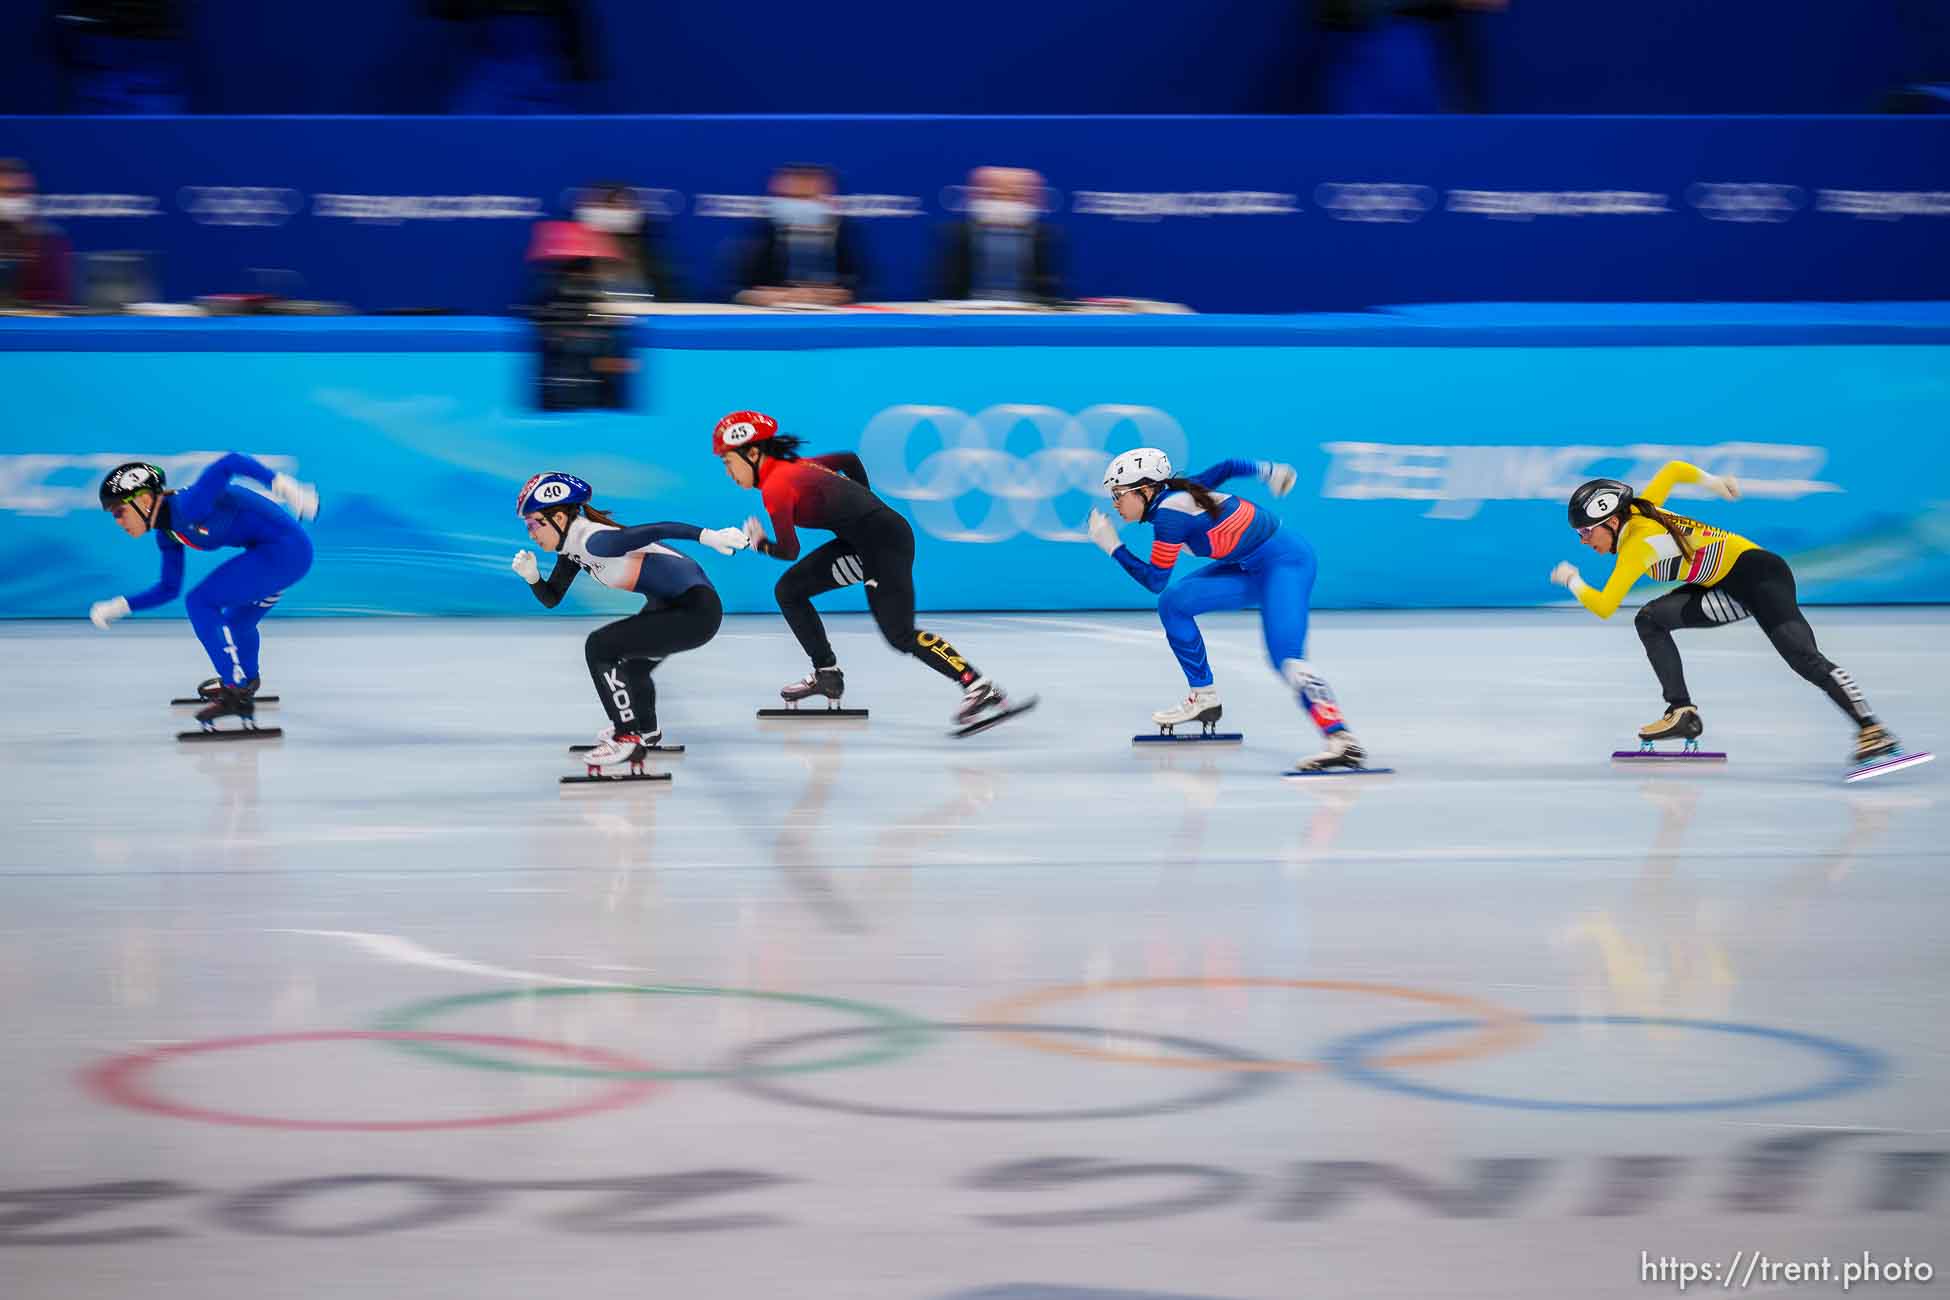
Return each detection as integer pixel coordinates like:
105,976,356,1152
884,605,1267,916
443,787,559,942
808,452,869,488
171,453,275,519
1186,458,1265,490
1639,461,1738,509
586,522,703,554
173,452,319,523
124,531,187,611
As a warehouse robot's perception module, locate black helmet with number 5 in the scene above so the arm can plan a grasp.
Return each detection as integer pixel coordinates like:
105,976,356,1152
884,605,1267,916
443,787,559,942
99,461,166,509
1567,478,1632,530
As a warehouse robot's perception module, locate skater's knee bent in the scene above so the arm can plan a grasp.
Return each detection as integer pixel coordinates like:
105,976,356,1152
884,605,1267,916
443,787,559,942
1157,584,1197,624
776,573,820,608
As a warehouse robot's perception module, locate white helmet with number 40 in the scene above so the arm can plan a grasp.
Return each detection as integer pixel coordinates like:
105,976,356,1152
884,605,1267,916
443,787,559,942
1102,447,1173,493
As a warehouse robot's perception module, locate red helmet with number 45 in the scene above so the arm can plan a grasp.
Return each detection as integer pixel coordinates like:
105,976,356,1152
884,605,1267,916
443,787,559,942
712,410,778,456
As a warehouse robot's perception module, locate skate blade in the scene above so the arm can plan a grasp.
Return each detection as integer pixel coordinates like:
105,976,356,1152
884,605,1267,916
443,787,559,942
1282,765,1394,779
178,727,282,743
757,706,870,720
568,743,685,755
1844,750,1935,783
1611,749,1728,762
1133,731,1244,746
172,696,279,707
952,695,1038,739
560,771,672,787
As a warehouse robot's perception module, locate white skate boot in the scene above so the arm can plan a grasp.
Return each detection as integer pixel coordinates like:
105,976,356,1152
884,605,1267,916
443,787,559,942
1151,686,1223,736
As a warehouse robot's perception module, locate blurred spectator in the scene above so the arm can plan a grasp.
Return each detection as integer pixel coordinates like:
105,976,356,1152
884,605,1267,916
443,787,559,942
520,183,681,307
570,182,682,300
521,213,621,313
736,164,865,307
1307,0,1505,114
937,166,1062,304
0,160,74,307
430,0,597,114
519,218,632,410
48,0,188,114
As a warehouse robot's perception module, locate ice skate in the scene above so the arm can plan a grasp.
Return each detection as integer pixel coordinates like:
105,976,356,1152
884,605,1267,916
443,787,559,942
1853,723,1900,765
781,667,845,705
759,666,868,719
1638,705,1703,743
951,678,1037,738
1153,686,1221,730
1615,704,1724,762
1134,685,1241,744
579,729,656,768
560,728,673,787
1845,723,1935,784
1285,730,1390,777
180,682,281,742
568,723,684,756
172,676,277,707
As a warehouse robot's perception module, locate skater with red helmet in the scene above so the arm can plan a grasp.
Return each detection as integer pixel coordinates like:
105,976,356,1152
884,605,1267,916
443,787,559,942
710,410,1032,735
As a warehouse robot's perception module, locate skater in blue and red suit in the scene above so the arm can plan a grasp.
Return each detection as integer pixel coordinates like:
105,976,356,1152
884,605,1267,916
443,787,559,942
1087,447,1375,773
88,456,319,727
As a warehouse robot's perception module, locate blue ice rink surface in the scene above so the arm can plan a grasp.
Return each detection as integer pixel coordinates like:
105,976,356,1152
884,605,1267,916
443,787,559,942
1,609,1944,1300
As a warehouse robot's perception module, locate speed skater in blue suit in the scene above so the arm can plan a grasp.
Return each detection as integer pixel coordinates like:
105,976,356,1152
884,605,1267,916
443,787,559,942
1086,447,1377,773
89,455,319,726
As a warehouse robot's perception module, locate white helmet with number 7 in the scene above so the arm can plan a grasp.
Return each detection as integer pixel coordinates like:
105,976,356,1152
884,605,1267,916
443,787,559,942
1102,447,1173,493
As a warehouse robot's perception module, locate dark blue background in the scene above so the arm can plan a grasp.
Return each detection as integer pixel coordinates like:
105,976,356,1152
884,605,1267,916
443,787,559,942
2,0,1948,114
2,114,1945,312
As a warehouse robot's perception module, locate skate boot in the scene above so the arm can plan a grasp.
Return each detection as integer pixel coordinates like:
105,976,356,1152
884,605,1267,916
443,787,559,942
198,675,260,700
194,681,258,728
1152,686,1222,735
1638,705,1703,743
780,666,845,706
1854,723,1900,765
954,677,1008,727
581,727,659,770
1291,730,1368,774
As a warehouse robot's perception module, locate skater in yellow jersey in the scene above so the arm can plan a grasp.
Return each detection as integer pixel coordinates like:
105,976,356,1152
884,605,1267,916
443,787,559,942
1550,460,1911,770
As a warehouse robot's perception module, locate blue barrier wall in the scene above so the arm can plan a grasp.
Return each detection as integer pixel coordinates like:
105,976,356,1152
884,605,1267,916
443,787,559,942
4,116,1948,313
4,312,1947,619
2,1,1945,114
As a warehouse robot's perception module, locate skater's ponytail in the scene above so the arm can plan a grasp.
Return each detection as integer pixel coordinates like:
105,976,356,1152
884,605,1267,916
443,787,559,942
756,433,806,462
579,503,623,527
1627,497,1695,559
1160,477,1224,520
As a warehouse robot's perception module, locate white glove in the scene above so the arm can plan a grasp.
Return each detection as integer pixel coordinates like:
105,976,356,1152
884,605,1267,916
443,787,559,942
512,550,540,583
743,516,770,551
1086,508,1122,556
697,526,749,556
1260,461,1298,498
270,472,320,522
1549,561,1579,589
90,595,130,630
1702,473,1741,501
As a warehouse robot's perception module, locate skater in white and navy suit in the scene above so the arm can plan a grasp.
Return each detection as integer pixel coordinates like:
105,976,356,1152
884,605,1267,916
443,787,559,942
512,472,747,769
